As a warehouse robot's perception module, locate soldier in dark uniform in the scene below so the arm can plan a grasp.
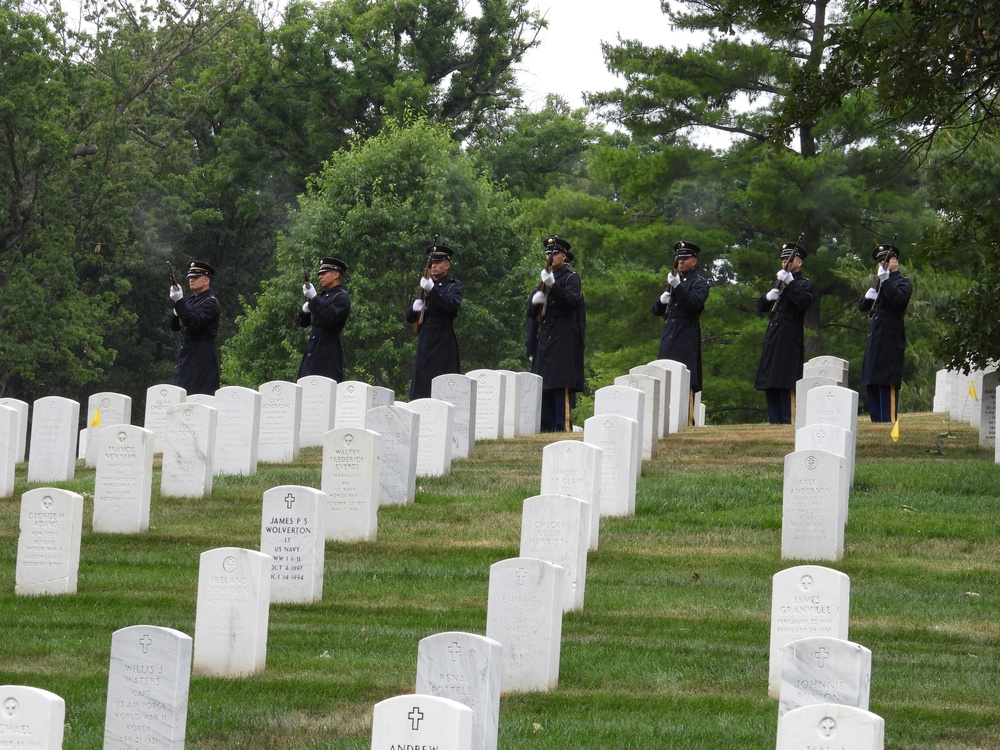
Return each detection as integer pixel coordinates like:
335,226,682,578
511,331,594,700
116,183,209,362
526,235,585,432
169,260,221,396
858,242,912,422
297,256,351,382
754,241,814,424
652,240,710,422
405,245,463,400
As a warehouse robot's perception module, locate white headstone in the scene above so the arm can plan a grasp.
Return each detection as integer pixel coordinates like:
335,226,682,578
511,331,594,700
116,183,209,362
321,427,380,541
85,392,132,467
778,636,872,718
768,565,850,698
519,494,589,612
104,625,192,750
93,425,155,534
371,385,396,408
185,393,215,408
648,359,691,432
466,370,506,441
370,694,473,750
257,380,302,463
0,686,65,749
776,703,884,750
495,369,521,439
795,375,839,430
516,372,543,437
630,364,670,438
160,403,217,498
933,368,950,412
803,355,849,387
977,369,998,448
593,385,645,483
614,373,660,460
213,386,261,476
0,405,17,498
949,369,976,421
0,397,29,463
781,449,848,562
16,487,84,595
803,385,858,473
485,557,564,693
27,396,80,483
260,485,326,604
409,398,455,477
583,413,639,517
143,384,186,454
193,547,271,677
466,370,507,440
970,370,985,429
795,421,855,495
416,632,503,750
335,380,375,429
432,373,477,459
366,404,419,506
298,375,337,448
541,440,602,551
695,396,705,427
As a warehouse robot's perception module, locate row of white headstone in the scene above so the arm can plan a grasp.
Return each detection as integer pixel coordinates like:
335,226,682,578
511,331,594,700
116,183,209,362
932,366,999,460
772,357,884,748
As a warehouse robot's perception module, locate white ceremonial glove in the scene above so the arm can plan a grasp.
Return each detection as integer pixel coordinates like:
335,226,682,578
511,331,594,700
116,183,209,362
169,285,183,302
667,271,681,289
541,269,555,288
877,264,890,282
420,275,434,292
532,290,547,306
303,283,317,299
865,287,878,300
412,298,424,312
302,301,311,313
765,288,781,302
777,269,794,285
659,290,671,305
172,308,178,316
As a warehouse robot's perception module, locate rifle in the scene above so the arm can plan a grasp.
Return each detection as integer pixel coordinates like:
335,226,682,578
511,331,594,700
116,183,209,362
768,232,804,319
302,261,310,285
167,261,179,288
412,256,433,333
534,251,554,325
661,257,680,320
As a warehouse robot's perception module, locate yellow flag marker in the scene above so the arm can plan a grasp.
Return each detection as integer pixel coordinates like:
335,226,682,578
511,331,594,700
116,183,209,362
890,418,900,442
968,380,978,401
90,408,102,428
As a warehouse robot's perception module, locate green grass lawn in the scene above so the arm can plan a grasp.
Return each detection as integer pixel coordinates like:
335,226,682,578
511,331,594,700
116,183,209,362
1,412,997,749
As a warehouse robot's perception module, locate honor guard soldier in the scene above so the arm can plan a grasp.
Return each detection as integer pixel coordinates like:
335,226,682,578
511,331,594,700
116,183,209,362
406,244,463,399
169,260,221,396
298,256,351,382
754,241,814,424
652,240,710,423
859,241,912,422
526,235,586,432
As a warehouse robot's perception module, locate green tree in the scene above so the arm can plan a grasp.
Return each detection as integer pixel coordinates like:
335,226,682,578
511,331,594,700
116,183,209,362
224,117,530,392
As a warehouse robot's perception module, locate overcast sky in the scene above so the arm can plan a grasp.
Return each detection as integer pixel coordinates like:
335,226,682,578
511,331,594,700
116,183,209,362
518,0,678,111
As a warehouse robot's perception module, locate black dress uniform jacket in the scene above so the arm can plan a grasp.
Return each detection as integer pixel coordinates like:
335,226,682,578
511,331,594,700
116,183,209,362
858,270,912,388
753,272,814,391
526,264,586,393
652,271,710,392
170,288,221,395
297,284,351,382
405,273,463,400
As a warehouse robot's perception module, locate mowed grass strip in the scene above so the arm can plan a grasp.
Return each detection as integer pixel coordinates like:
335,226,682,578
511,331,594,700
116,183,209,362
0,412,997,748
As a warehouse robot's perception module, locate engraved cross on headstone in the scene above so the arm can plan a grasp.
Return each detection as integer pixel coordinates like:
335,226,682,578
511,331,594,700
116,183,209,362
515,567,528,585
139,634,153,654
285,493,296,509
814,646,830,668
448,641,462,662
819,716,837,737
408,707,424,730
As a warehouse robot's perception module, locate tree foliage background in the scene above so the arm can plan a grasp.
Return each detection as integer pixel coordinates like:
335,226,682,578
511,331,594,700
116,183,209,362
2,0,996,423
